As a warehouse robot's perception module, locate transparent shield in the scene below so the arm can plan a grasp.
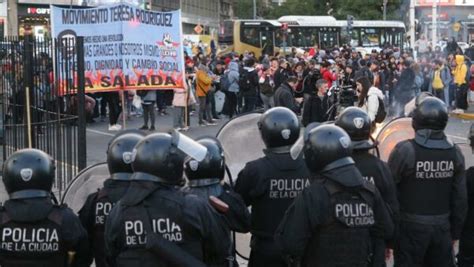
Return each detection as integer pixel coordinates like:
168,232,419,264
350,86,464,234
217,112,265,184
61,162,110,213
375,117,415,162
216,112,265,262
0,182,8,205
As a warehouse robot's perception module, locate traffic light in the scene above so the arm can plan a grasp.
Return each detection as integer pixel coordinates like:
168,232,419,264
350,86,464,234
347,15,354,31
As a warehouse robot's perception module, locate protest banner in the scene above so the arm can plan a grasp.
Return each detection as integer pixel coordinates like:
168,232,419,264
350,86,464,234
51,3,185,93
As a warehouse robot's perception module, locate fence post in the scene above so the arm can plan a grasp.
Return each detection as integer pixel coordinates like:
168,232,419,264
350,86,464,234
76,37,87,170
23,35,34,148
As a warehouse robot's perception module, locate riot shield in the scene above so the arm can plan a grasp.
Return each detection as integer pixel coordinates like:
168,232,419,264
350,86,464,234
61,162,110,214
217,112,265,184
0,182,8,205
216,112,264,262
375,117,415,162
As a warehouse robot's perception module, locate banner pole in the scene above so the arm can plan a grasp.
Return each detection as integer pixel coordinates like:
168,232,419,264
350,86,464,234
121,90,126,129
184,87,188,128
25,86,32,148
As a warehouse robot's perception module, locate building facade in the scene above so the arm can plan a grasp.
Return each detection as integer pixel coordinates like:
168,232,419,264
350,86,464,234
416,0,474,43
4,0,233,37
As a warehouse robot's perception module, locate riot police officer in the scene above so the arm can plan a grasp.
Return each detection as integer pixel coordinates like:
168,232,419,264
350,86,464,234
78,132,145,267
388,97,467,266
335,107,399,222
105,132,230,267
0,149,90,266
234,107,311,267
183,137,250,233
276,125,393,266
458,124,474,266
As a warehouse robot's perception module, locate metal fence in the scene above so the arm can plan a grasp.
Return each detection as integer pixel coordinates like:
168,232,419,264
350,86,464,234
0,35,87,198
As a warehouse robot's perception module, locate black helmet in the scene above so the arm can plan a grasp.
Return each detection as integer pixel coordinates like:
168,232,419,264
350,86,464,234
304,125,354,173
131,133,185,184
258,107,300,149
412,96,448,131
107,129,146,149
335,107,374,150
184,137,225,181
107,132,145,180
3,149,55,199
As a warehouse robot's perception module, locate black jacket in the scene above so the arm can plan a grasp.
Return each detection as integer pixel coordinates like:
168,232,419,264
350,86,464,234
274,83,300,114
105,180,231,267
388,130,467,239
234,151,311,264
274,67,290,89
302,94,329,126
79,179,131,267
241,67,259,97
0,198,90,267
276,164,393,266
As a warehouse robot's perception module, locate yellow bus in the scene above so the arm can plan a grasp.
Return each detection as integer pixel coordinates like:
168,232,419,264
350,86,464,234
218,20,281,58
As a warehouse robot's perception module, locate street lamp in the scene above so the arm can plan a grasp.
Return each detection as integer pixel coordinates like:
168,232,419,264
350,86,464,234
383,0,388,21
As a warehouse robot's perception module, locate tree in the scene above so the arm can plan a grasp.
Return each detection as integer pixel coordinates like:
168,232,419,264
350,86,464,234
263,0,405,20
234,0,273,19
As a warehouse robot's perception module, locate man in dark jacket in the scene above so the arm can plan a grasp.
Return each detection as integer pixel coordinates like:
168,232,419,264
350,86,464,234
274,59,290,89
274,76,302,114
240,58,259,113
302,79,329,126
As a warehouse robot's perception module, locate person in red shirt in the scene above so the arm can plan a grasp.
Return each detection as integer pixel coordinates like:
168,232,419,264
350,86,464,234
320,60,337,88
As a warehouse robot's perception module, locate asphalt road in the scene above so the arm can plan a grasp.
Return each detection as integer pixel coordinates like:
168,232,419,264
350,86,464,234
85,109,474,167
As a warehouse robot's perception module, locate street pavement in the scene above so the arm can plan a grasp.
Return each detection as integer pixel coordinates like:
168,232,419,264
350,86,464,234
85,108,474,167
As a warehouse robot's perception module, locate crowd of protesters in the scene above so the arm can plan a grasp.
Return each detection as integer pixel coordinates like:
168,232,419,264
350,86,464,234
2,37,474,132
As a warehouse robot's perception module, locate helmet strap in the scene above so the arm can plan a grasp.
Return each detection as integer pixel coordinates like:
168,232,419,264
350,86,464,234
321,157,355,173
111,172,133,181
10,190,50,200
187,178,221,188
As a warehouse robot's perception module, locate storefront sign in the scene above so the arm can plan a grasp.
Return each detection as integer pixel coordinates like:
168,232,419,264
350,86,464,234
27,7,50,15
51,4,185,93
427,12,449,20
416,0,455,6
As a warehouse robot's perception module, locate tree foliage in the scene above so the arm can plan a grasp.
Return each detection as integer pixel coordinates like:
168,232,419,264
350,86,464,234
234,0,406,21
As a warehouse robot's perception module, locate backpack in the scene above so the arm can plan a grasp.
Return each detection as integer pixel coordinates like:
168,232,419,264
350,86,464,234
239,71,253,92
374,97,386,123
260,75,274,96
220,72,231,92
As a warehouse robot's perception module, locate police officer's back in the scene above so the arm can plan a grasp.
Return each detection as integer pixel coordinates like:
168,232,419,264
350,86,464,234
335,107,399,224
234,107,311,267
78,132,144,267
276,125,393,267
105,132,230,267
0,149,89,267
388,97,467,266
183,137,250,233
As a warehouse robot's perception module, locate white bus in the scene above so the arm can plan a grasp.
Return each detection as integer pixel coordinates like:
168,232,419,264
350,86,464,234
276,16,406,53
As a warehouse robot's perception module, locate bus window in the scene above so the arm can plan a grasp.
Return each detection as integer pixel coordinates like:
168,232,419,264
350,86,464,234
350,29,360,47
241,26,261,47
360,28,380,47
